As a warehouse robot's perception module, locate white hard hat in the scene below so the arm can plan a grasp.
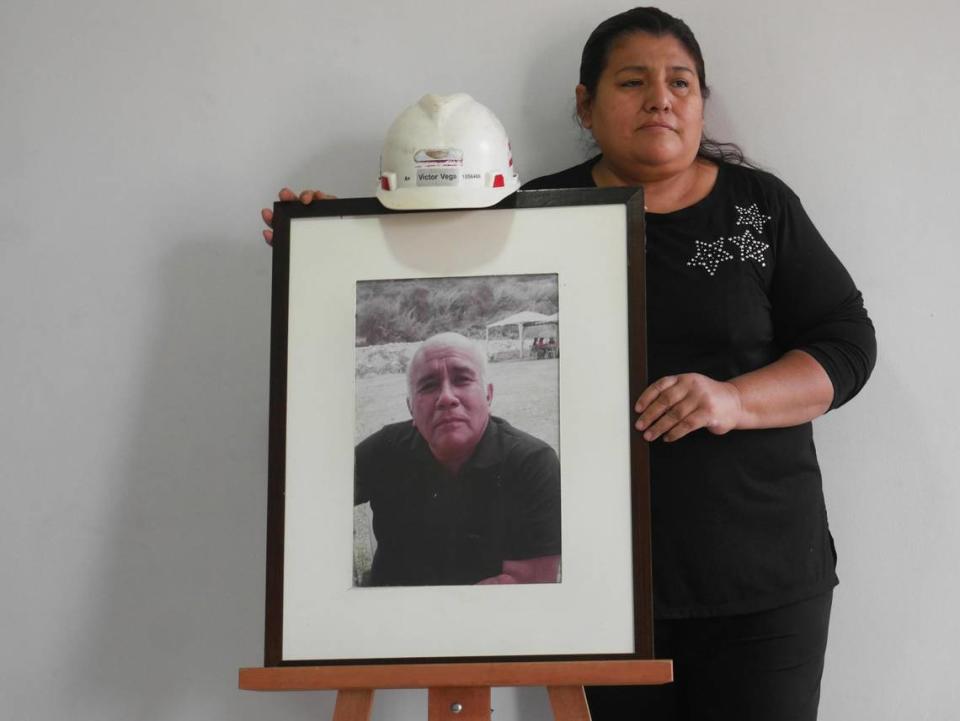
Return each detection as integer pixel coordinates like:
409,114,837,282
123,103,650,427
376,93,520,210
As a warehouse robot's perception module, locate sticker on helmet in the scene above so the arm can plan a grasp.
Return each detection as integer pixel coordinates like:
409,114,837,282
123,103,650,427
413,148,464,185
414,148,464,167
416,170,460,186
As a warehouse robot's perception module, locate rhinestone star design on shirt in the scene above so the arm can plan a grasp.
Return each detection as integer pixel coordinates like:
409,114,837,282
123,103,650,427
686,238,734,276
734,202,771,235
725,229,770,267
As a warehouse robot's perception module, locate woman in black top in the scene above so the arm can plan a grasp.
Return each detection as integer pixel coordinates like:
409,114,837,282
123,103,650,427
521,7,875,720
262,7,876,719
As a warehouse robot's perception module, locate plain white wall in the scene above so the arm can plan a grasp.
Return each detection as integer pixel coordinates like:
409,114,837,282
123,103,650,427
2,1,957,720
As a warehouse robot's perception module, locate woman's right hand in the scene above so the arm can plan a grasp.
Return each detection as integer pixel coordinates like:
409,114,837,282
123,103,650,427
261,187,337,245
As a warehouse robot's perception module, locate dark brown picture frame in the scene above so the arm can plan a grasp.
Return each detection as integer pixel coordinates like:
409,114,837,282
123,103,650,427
264,188,649,666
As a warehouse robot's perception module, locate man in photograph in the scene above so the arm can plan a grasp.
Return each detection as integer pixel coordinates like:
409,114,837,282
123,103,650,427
354,332,561,586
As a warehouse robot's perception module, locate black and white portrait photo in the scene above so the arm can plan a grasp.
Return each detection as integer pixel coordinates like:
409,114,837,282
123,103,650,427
353,274,561,587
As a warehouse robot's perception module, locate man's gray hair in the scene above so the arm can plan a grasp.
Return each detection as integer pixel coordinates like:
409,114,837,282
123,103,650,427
406,332,488,399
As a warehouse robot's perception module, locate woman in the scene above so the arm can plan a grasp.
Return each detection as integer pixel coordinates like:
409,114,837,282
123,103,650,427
522,8,875,720
262,7,875,719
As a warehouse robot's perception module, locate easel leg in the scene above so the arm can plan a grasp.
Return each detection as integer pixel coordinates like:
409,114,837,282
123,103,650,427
333,689,374,721
428,686,492,721
547,686,591,721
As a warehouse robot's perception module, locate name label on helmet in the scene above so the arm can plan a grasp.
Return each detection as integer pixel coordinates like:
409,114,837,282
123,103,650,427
416,170,460,186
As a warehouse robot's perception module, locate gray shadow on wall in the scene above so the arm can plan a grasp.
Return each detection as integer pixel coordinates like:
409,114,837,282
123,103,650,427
515,22,591,181
57,235,336,720
285,136,383,199
511,686,553,721
703,93,739,153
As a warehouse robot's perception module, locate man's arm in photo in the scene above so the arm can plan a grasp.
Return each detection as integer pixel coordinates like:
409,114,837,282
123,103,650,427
475,555,561,584
478,439,562,584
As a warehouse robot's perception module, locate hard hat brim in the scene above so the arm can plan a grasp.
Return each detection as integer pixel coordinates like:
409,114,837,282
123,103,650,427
375,181,520,211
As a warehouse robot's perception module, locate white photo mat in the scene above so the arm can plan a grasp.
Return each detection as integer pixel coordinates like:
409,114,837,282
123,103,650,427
282,203,635,661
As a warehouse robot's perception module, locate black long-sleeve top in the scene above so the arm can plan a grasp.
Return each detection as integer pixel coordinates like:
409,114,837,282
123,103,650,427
523,157,876,618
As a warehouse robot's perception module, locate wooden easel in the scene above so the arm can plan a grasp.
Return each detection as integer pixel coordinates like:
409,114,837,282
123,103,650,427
239,659,673,721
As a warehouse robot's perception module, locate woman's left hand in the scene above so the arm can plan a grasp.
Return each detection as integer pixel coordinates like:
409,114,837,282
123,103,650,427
634,374,743,442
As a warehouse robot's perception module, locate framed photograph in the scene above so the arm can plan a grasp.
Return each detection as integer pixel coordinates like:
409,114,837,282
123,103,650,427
265,189,649,666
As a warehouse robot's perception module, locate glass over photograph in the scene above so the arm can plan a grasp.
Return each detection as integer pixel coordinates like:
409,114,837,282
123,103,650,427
353,273,561,587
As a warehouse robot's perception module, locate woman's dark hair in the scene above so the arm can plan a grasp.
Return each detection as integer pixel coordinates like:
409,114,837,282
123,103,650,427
578,6,746,165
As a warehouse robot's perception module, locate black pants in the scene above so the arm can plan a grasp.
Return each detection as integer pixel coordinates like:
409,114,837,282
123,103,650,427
587,591,833,721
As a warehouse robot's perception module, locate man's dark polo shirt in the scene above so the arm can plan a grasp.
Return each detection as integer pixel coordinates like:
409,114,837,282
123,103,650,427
354,416,561,586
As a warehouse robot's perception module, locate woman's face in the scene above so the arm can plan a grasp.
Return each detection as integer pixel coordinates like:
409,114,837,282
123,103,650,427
578,32,705,177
